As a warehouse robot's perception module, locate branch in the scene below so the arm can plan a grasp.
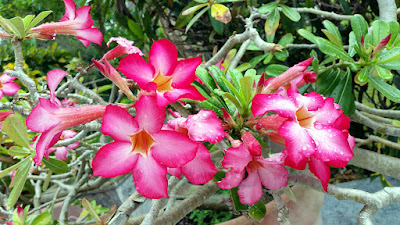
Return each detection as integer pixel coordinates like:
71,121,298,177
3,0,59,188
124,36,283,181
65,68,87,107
355,102,400,118
281,7,353,20
227,39,251,71
108,191,146,225
0,102,30,117
350,110,400,136
271,190,291,225
355,135,400,150
377,0,397,21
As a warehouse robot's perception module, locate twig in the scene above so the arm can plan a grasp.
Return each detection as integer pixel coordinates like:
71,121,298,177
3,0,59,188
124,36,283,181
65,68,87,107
165,178,188,213
355,102,400,118
108,192,146,225
271,190,291,225
0,102,30,117
281,7,353,20
355,136,400,150
350,110,400,136
227,39,251,71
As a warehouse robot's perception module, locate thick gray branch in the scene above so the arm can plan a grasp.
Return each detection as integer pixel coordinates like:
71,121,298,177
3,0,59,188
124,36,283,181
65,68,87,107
377,0,397,21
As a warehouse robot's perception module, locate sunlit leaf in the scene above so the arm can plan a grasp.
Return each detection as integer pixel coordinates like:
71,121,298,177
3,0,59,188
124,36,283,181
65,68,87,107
211,3,231,24
280,5,301,22
369,75,400,103
249,200,266,220
2,114,30,149
43,158,70,174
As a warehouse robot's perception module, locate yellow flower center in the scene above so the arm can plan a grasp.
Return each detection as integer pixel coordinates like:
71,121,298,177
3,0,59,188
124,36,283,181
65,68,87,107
131,130,154,156
153,73,173,92
296,106,314,129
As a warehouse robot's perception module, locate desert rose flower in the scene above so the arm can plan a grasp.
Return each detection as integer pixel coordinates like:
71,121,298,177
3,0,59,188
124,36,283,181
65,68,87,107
251,88,355,191
217,132,288,206
29,0,102,46
164,110,225,184
0,73,20,99
101,37,144,61
92,95,198,198
118,39,205,106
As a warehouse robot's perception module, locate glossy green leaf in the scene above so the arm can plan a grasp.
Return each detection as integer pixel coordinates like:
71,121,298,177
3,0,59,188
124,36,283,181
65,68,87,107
378,47,400,69
43,158,70,174
249,200,266,220
265,64,289,77
388,21,399,47
8,146,30,158
0,15,13,33
228,69,243,88
82,198,101,224
239,76,254,107
236,63,251,72
369,75,400,103
192,81,211,99
26,11,52,31
30,212,52,225
280,5,301,22
209,65,230,93
316,68,341,96
322,29,342,48
297,28,317,44
0,157,29,179
375,65,393,80
220,76,243,101
212,170,226,182
7,17,25,38
351,14,368,42
198,99,223,115
185,6,209,33
315,37,353,62
2,114,30,149
23,15,34,29
348,31,357,57
250,53,268,68
258,2,278,14
356,67,369,84
323,20,342,43
230,187,248,211
8,159,30,207
312,57,319,74
330,69,355,115
273,49,289,61
196,66,218,91
372,20,390,46
263,53,274,64
127,19,144,39
278,33,294,47
222,93,242,111
182,3,207,16
265,8,280,36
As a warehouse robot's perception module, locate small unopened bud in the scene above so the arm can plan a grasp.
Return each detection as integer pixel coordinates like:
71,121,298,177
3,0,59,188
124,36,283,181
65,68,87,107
371,33,391,59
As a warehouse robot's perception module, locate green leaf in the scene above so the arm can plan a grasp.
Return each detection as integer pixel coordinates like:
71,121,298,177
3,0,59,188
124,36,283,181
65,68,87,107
7,17,25,38
315,37,354,62
228,69,243,88
236,63,251,72
280,5,301,22
351,14,368,42
265,8,280,36
375,65,393,80
23,15,34,29
220,76,243,100
0,157,29,179
230,187,248,211
378,47,400,69
192,81,211,99
265,64,289,77
323,20,342,44
127,19,144,39
312,57,319,74
388,21,399,47
369,75,400,103
208,65,230,93
30,212,52,225
356,67,369,84
316,69,341,96
330,69,355,115
82,198,101,224
348,31,357,57
222,93,242,111
372,20,390,46
212,170,226,182
263,53,274,64
2,114,30,149
273,49,289,61
249,200,266,220
198,99,223,115
26,11,52,31
8,146,30,158
322,29,342,48
258,2,278,14
182,3,207,16
239,76,254,107
196,66,218,91
297,29,317,44
8,159,30,207
250,53,268,68
186,6,209,33
43,158,70,174
278,33,294,47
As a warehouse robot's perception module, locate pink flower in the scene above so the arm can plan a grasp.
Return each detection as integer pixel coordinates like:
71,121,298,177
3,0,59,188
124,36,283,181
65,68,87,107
0,73,20,99
92,95,198,198
92,59,135,101
118,39,205,106
251,89,355,191
29,0,102,46
101,37,144,61
27,69,108,165
46,130,80,161
164,110,225,184
217,132,288,206
261,58,314,94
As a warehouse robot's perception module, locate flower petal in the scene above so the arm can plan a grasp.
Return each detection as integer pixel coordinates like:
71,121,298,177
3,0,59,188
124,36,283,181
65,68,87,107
47,69,67,105
309,156,330,192
242,132,262,156
237,169,263,206
257,158,288,190
164,85,206,104
92,141,138,177
287,89,324,111
312,97,343,126
167,167,182,179
217,169,245,190
62,0,76,21
221,144,252,173
149,39,177,76
307,125,353,167
33,126,63,165
27,98,61,133
118,53,155,88
171,56,202,88
151,130,197,168
186,110,226,143
279,121,315,170
132,154,168,199
182,144,217,185
55,147,68,161
74,6,94,28
1,82,20,96
135,95,165,133
75,27,103,46
251,94,297,118
0,73,17,83
101,105,139,142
